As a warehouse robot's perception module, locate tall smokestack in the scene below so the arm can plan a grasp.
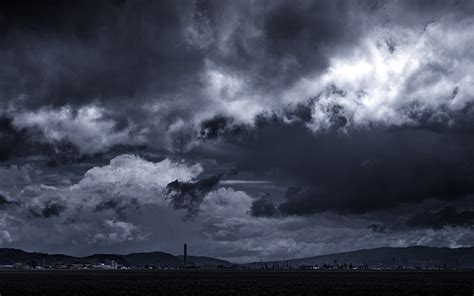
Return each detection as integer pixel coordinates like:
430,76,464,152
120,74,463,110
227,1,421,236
183,243,187,266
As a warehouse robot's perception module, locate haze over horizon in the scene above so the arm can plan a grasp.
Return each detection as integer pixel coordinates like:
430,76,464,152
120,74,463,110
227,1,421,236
1,0,474,262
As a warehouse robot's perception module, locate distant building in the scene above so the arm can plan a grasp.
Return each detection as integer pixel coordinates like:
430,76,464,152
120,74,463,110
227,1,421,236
184,243,187,266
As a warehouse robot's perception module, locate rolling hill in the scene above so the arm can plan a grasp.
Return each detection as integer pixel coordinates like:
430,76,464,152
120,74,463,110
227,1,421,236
0,248,232,268
246,246,474,268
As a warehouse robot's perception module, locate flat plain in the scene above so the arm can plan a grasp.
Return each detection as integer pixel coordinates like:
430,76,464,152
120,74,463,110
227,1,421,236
0,270,472,295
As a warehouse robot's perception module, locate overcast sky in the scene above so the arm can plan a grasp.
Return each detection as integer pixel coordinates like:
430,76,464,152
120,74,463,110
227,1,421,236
1,0,474,262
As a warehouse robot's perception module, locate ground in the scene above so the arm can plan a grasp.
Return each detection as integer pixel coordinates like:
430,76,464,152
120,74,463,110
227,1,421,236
0,270,472,295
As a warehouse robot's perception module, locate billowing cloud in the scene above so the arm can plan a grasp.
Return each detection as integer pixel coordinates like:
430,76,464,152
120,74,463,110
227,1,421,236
4,1,473,155
284,18,474,132
77,154,202,189
0,155,205,252
12,105,146,154
90,220,148,245
165,174,222,217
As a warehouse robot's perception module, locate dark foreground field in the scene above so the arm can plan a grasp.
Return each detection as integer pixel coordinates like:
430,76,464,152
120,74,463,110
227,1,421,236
0,270,473,296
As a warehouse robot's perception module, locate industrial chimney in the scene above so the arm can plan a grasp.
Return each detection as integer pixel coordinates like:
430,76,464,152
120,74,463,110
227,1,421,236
183,243,187,267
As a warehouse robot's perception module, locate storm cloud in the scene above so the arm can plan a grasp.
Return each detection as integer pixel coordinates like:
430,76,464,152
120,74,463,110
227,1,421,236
2,0,472,154
406,207,474,229
165,174,222,217
0,0,474,260
195,117,474,215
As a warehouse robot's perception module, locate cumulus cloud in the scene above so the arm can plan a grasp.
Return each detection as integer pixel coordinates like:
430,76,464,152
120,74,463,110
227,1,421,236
78,154,202,188
0,155,207,251
90,220,148,245
12,105,146,155
283,19,474,132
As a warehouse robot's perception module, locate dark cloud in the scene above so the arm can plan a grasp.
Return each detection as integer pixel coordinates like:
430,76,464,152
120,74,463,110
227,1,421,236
94,198,140,219
0,0,120,36
367,224,388,234
406,207,474,229
42,203,65,218
0,193,19,208
249,193,279,217
165,174,222,218
283,102,313,124
0,194,9,206
197,116,247,144
0,0,473,140
0,0,201,108
29,202,65,219
195,116,474,215
198,116,231,140
2,0,471,157
94,200,120,212
0,115,89,165
44,141,81,168
0,116,25,161
261,1,360,80
0,0,373,157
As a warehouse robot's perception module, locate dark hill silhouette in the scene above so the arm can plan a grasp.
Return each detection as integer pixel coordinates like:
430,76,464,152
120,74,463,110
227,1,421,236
123,252,181,267
177,255,233,267
246,246,474,268
0,248,231,267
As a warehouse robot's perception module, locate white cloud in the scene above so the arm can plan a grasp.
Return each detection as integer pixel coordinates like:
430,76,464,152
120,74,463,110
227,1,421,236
0,231,12,244
77,154,202,189
201,61,268,125
0,155,204,250
90,220,148,245
0,213,13,245
282,19,474,132
188,17,474,137
12,105,146,154
200,187,253,218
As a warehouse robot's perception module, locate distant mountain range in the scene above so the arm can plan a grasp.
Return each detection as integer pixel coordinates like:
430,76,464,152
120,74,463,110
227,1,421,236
0,248,232,268
2,246,474,269
246,246,474,268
